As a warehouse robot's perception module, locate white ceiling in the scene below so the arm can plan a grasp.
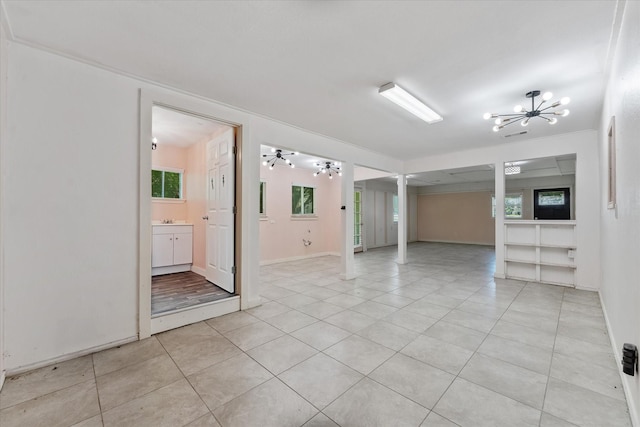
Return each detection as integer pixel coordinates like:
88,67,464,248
152,106,227,148
3,1,616,160
374,155,576,187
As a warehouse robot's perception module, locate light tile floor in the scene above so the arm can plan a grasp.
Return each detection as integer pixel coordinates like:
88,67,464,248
0,243,632,427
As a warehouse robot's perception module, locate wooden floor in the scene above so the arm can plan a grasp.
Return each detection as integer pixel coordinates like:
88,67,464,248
151,271,234,316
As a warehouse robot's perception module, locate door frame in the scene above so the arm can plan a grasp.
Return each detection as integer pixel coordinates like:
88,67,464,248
138,89,245,338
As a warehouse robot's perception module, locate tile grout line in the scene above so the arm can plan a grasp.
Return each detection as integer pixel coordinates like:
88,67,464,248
423,276,532,425
90,353,106,427
536,286,564,427
154,328,226,427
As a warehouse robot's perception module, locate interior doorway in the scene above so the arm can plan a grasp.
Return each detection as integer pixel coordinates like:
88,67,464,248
146,105,239,331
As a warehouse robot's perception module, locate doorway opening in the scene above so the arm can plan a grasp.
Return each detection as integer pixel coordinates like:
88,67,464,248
258,145,343,267
150,106,237,318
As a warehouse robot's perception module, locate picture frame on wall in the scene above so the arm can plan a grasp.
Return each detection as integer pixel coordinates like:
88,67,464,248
607,116,617,209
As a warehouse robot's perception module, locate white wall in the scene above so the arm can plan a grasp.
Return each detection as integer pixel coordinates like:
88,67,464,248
405,130,600,290
2,42,401,372
0,13,9,388
598,1,640,424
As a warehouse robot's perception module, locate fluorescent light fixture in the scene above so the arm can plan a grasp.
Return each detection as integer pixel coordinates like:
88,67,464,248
379,82,442,123
504,162,521,175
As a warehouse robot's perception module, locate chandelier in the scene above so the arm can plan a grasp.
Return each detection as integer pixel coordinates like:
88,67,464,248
262,148,297,170
484,90,570,132
314,161,342,179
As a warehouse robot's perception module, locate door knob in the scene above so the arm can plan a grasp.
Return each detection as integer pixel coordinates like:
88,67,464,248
202,215,209,220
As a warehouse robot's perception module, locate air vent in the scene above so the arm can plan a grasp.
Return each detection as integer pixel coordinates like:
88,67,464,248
503,130,528,138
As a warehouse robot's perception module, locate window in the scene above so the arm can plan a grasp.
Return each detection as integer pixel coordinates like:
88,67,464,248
292,185,315,215
259,181,266,215
152,168,183,199
392,194,399,222
505,194,523,218
492,193,523,218
537,190,565,206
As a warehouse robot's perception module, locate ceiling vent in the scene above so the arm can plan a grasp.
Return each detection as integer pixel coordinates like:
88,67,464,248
503,130,528,138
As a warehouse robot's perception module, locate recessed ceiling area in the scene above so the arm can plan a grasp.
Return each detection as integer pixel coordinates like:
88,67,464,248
152,106,227,147
367,155,576,187
3,1,617,160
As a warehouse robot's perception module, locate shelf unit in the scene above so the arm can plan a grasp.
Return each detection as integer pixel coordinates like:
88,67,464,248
504,220,576,287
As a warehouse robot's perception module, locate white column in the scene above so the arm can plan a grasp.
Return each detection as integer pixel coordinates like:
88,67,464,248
397,174,408,264
340,162,356,280
494,162,506,279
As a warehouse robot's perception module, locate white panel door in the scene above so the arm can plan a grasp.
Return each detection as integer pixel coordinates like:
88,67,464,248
374,191,386,247
206,128,235,293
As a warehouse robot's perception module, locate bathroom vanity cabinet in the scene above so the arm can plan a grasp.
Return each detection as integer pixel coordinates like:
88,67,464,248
152,224,193,276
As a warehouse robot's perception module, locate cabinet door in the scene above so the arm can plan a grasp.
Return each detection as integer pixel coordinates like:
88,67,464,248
173,233,193,265
152,234,174,267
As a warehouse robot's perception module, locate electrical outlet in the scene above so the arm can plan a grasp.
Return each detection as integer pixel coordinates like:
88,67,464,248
568,249,576,259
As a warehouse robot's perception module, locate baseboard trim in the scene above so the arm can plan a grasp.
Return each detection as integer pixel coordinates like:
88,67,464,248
0,370,5,392
418,239,495,247
260,252,339,266
599,291,639,427
191,265,206,277
241,297,263,311
151,296,240,335
152,264,191,276
6,335,138,376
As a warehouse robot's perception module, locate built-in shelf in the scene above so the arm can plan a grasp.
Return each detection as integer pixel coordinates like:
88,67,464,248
506,242,577,249
504,221,576,287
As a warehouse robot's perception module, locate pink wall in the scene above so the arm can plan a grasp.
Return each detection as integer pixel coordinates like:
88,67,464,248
151,144,188,221
259,164,341,263
417,191,495,245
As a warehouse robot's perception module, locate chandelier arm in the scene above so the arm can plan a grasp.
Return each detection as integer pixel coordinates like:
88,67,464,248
499,119,523,129
537,105,558,113
535,100,546,111
497,114,526,123
497,113,528,117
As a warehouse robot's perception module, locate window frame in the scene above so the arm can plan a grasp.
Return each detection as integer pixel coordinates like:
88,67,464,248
607,116,617,209
291,184,317,217
152,166,184,201
492,192,523,219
